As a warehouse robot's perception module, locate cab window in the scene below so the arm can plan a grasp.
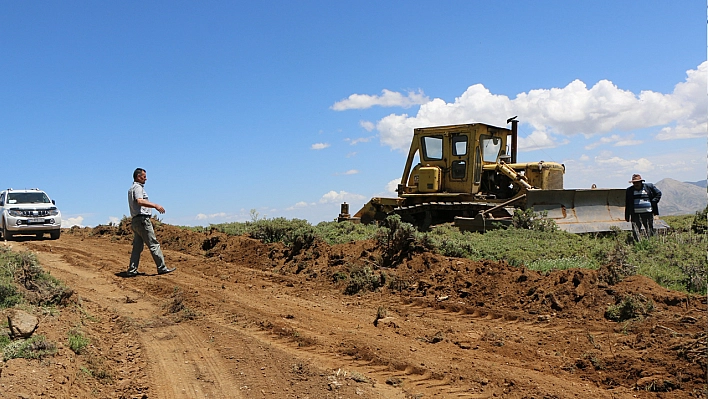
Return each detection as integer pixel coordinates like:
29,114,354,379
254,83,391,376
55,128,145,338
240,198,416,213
452,135,467,156
481,135,502,163
473,146,482,184
422,136,443,160
451,160,466,179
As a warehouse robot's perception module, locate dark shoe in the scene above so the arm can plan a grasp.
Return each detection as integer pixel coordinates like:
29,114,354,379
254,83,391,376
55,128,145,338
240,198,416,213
157,267,176,275
125,271,145,278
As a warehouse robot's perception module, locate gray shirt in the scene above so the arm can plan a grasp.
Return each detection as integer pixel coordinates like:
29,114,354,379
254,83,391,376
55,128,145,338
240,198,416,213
128,182,151,217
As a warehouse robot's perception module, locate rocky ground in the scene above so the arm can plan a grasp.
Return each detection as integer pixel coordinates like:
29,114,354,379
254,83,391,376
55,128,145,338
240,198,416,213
0,222,705,398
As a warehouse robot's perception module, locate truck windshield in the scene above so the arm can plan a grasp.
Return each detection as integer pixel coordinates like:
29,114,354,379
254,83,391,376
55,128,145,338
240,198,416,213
7,192,50,204
481,136,502,163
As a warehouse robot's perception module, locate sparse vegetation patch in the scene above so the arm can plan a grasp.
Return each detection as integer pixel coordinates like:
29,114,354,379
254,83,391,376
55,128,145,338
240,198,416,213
2,335,56,361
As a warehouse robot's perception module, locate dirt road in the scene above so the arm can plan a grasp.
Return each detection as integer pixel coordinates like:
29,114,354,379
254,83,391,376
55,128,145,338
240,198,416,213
1,224,705,398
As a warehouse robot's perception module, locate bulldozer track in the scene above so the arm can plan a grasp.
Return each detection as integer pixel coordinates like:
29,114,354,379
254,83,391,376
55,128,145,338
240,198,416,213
390,201,512,228
391,201,493,217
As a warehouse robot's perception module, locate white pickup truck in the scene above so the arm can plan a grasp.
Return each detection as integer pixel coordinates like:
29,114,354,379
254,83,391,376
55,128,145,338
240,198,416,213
0,188,62,240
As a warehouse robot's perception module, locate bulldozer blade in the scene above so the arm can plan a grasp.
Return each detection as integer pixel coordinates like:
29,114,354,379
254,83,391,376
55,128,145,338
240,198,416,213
525,189,668,234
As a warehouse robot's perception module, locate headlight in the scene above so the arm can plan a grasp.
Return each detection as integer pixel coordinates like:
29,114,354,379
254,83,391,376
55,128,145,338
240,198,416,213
8,210,22,217
49,209,60,216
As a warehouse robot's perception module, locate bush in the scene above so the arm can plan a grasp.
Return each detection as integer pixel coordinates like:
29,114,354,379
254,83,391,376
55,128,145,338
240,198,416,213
526,257,597,273
425,224,479,258
376,215,428,267
605,294,654,322
314,221,380,245
691,205,708,234
2,335,57,360
0,247,73,308
0,277,21,308
598,240,638,285
344,264,386,295
210,217,320,253
511,209,557,232
68,330,90,354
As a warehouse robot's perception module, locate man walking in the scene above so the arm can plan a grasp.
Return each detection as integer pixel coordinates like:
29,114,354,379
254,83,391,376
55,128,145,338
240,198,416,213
126,168,175,276
625,174,662,241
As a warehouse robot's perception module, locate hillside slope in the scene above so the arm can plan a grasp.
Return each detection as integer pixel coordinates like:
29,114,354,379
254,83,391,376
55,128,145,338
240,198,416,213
686,179,707,189
655,178,707,216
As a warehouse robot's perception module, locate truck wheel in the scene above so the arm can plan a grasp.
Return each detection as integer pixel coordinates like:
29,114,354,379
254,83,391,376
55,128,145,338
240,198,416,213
2,224,11,241
50,230,60,240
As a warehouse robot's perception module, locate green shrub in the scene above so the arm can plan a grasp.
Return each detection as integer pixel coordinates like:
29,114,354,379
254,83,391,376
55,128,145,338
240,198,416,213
0,247,72,307
425,224,479,258
598,241,638,285
0,332,10,349
511,209,557,232
0,277,21,308
526,256,597,272
332,271,348,283
344,265,386,295
210,217,319,252
314,221,380,245
376,215,428,267
605,295,654,322
2,335,57,360
68,330,90,354
691,205,708,234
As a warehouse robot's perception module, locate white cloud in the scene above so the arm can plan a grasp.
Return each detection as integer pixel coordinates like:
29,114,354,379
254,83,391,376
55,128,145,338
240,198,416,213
367,62,707,152
107,216,121,226
61,216,84,228
584,134,642,150
319,190,366,204
656,61,708,140
285,201,312,211
594,151,654,172
360,120,375,131
614,139,642,147
518,129,569,152
332,89,430,111
385,179,399,194
345,152,357,158
311,143,330,150
345,136,373,145
196,212,228,220
343,169,359,175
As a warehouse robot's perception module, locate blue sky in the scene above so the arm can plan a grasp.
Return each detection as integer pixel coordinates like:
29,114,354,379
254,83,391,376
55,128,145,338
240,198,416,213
1,1,705,227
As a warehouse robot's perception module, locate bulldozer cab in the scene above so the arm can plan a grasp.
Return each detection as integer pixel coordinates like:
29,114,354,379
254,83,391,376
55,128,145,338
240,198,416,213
399,123,516,199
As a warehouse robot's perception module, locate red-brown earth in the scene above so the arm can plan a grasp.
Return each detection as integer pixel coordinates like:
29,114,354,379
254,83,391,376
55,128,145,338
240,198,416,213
0,221,705,398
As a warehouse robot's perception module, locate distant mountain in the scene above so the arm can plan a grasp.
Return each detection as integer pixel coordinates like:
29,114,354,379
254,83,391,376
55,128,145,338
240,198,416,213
655,178,707,216
685,179,707,189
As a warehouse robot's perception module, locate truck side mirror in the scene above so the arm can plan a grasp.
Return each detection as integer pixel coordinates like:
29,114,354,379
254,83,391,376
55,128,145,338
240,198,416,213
52,199,56,205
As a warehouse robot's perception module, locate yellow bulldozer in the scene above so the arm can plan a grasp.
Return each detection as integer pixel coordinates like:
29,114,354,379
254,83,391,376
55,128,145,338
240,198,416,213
339,117,664,233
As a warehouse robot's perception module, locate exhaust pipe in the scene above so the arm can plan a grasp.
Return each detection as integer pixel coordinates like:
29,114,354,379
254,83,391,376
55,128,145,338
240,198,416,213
507,116,518,164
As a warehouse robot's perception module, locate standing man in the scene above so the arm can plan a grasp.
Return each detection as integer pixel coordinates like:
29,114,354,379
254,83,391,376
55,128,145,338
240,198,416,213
126,168,175,276
625,174,662,241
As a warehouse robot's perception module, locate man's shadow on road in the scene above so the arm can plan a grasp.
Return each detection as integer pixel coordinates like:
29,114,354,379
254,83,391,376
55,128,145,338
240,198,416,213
115,271,150,278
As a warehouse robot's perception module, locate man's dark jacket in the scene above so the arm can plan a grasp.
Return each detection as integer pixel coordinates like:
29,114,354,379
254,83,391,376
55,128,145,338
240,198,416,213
625,182,661,221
